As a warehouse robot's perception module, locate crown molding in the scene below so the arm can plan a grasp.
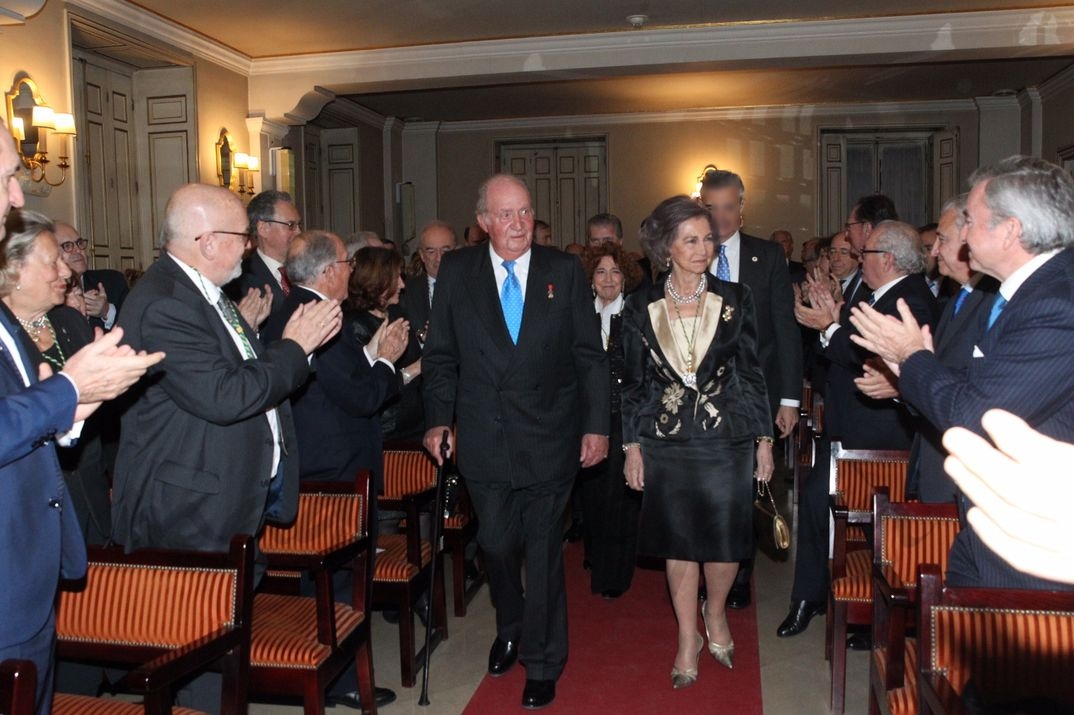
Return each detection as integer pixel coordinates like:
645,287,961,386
318,96,387,129
0,0,45,25
402,121,441,136
248,7,1074,83
435,99,979,134
66,0,251,76
1038,62,1074,101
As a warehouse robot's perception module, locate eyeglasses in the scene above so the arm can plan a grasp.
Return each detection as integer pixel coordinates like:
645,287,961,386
488,208,533,224
263,218,302,231
195,230,250,242
844,221,865,230
828,248,857,257
59,238,89,253
860,249,890,255
326,256,358,271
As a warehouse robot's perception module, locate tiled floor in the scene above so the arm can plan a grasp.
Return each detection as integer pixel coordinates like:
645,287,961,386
251,465,870,715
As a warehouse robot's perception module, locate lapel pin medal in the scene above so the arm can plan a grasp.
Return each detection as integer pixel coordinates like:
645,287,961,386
547,283,555,300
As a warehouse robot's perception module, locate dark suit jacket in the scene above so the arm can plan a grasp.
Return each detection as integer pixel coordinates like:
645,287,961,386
82,268,129,331
824,273,937,449
225,251,287,315
788,260,806,284
0,303,85,647
900,249,1074,588
112,255,308,553
738,233,803,419
423,244,609,486
909,276,998,503
262,287,399,491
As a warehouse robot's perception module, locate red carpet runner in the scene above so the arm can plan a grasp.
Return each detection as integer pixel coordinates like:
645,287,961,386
463,544,764,714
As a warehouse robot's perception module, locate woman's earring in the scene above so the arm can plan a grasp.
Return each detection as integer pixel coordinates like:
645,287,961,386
665,258,671,269
14,284,20,291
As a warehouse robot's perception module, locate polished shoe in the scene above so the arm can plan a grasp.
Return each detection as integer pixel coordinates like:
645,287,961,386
847,632,872,651
564,522,584,542
522,679,556,709
326,687,397,709
701,602,734,670
487,637,518,676
726,581,751,609
776,601,825,638
601,589,623,600
670,633,704,689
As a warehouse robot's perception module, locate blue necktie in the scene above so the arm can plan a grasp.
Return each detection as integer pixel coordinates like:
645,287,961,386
987,294,1007,330
953,286,971,315
716,244,731,281
501,259,523,344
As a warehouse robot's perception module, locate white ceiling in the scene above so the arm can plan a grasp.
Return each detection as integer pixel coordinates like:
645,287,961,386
118,2,1074,122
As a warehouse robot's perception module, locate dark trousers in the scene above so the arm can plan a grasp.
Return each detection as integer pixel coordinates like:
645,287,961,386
790,438,831,604
467,478,573,682
1,613,55,715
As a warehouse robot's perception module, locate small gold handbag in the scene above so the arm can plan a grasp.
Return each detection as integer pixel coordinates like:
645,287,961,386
754,481,790,550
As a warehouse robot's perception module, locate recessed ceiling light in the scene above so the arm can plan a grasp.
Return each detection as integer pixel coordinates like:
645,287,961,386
626,14,648,29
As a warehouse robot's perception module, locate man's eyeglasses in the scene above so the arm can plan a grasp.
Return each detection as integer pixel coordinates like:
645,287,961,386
844,221,865,231
828,248,857,257
59,238,89,253
860,249,890,255
195,230,250,242
263,218,302,231
327,255,358,271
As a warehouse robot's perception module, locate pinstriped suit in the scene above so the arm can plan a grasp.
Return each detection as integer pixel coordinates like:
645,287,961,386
900,248,1074,589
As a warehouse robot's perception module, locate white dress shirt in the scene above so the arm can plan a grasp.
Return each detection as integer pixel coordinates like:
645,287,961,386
258,249,286,289
998,249,1061,302
490,244,531,298
711,231,742,282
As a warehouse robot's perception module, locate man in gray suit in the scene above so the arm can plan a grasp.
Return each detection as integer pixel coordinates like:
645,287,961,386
423,174,609,710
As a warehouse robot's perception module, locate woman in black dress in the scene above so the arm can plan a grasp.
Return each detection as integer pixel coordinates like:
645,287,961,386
622,196,773,688
577,243,643,598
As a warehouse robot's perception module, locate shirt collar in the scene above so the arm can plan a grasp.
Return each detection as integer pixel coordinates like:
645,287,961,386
720,231,741,251
594,293,624,317
870,274,908,304
999,249,1061,301
300,285,329,301
168,252,222,304
258,249,284,277
489,243,532,272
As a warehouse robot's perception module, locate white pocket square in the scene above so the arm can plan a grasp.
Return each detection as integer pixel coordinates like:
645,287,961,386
972,345,985,358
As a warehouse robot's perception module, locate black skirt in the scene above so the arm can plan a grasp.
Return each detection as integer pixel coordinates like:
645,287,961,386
636,434,753,563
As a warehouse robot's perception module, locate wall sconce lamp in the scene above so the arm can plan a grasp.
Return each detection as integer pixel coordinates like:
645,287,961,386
692,163,719,199
233,152,259,195
6,75,77,187
216,128,258,197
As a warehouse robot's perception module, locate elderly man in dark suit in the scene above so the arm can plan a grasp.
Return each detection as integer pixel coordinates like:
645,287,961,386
423,174,609,710
225,189,302,315
699,169,803,609
0,122,163,715
784,219,937,638
851,156,1074,592
55,221,129,331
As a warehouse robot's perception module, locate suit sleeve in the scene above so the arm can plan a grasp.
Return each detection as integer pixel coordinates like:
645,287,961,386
826,283,935,370
0,376,76,468
138,295,310,425
736,285,774,437
315,329,400,418
619,297,648,445
422,253,461,429
568,257,610,436
767,253,803,404
900,295,1074,437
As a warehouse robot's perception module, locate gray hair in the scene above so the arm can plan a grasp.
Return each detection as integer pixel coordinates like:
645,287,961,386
0,209,56,296
872,220,927,275
939,194,967,231
345,230,381,257
639,195,715,269
285,230,341,285
419,220,456,245
969,155,1074,254
475,174,529,217
700,169,745,202
246,190,294,237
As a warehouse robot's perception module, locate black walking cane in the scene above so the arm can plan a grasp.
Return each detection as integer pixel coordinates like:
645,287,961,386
418,429,453,706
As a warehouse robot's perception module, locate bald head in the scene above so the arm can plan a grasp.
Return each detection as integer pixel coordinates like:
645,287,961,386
161,184,249,286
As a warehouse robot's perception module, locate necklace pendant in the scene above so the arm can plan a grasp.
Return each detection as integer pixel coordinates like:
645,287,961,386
682,371,697,388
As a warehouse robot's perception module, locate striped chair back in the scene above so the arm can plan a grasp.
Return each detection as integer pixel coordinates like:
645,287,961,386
260,482,367,557
383,450,437,498
875,490,960,590
831,444,910,514
917,564,1074,710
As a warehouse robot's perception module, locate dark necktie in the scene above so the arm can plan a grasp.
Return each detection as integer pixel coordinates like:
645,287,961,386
987,294,1007,330
953,286,971,315
279,266,292,297
866,292,876,306
715,244,731,281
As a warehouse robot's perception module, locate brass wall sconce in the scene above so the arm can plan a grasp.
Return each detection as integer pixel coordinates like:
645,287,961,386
5,74,77,187
216,128,258,196
692,163,719,198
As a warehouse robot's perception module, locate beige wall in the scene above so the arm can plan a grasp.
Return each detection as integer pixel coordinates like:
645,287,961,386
0,1,77,220
1042,82,1074,164
194,58,251,187
437,106,979,257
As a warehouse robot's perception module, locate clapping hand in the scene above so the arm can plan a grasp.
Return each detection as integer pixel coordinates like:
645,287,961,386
83,283,110,319
237,285,273,328
849,298,933,376
368,317,409,363
282,299,343,355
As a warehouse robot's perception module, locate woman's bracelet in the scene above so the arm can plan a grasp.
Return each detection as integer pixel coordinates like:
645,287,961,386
622,442,641,453
756,436,775,445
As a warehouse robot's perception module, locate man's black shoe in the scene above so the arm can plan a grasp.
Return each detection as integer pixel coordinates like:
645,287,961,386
847,632,872,651
726,581,751,609
326,687,397,709
564,522,584,542
776,601,825,637
488,637,518,676
522,679,556,709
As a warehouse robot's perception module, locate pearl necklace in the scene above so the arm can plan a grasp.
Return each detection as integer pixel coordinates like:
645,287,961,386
16,315,48,343
665,273,707,304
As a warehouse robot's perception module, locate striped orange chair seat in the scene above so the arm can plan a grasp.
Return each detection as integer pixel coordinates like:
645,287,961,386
872,638,917,715
381,450,437,498
249,593,364,669
374,533,433,582
832,548,873,603
917,564,1074,714
260,492,365,556
52,695,206,715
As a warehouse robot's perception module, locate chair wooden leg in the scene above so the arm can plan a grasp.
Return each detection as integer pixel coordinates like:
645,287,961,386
355,640,378,715
399,588,416,688
825,593,834,662
830,600,848,715
302,674,325,715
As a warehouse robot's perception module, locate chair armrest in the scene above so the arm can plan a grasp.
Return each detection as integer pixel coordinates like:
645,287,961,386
127,627,242,693
873,563,913,609
830,493,849,521
918,671,973,715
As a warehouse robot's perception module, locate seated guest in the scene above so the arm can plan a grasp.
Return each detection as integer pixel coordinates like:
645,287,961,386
260,231,405,710
622,195,774,687
226,189,302,314
55,221,128,331
2,210,111,545
849,156,1074,591
577,243,643,599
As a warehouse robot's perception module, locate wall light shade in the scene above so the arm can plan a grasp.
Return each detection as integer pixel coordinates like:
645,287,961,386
52,113,76,135
10,116,23,141
30,104,54,129
245,156,260,172
6,74,76,188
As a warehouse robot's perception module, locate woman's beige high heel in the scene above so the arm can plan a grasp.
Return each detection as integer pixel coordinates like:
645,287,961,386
670,633,705,688
702,601,735,669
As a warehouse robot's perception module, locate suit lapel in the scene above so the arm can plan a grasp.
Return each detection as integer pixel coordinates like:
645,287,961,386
515,248,551,354
0,302,37,382
738,235,762,285
470,248,515,356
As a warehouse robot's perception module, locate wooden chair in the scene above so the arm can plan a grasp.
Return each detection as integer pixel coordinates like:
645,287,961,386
375,450,448,687
442,482,486,617
916,564,1074,715
249,471,378,715
0,660,36,715
826,445,910,714
53,535,255,715
791,379,816,506
867,489,960,715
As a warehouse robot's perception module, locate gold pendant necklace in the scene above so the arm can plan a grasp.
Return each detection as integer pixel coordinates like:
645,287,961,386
670,294,704,388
